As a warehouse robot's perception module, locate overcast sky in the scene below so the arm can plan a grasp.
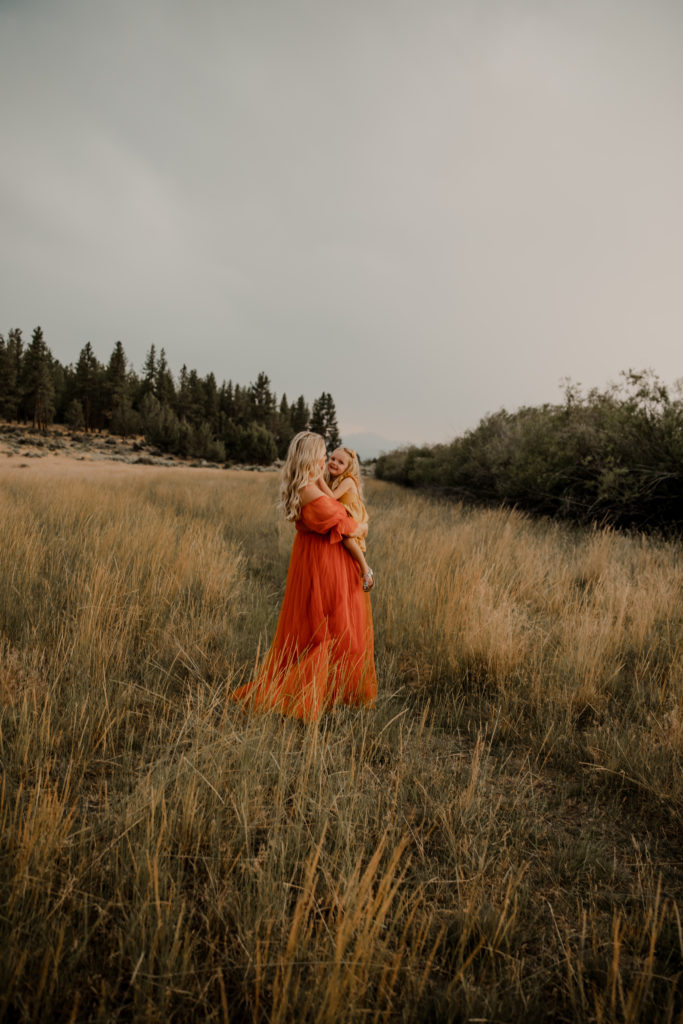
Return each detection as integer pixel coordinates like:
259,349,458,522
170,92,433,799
2,0,682,446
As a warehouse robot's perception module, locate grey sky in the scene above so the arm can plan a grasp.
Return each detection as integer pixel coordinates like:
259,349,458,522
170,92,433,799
2,0,682,445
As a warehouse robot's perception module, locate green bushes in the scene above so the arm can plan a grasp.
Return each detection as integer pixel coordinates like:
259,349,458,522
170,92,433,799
139,398,280,465
376,372,683,531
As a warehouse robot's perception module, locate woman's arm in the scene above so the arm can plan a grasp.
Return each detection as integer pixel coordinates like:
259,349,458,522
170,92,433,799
298,490,366,541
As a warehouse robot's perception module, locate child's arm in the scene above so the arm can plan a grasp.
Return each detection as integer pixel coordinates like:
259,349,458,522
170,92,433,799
317,476,360,508
316,476,337,499
316,473,355,502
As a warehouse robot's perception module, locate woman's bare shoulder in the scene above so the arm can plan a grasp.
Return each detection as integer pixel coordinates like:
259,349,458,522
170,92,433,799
299,483,326,507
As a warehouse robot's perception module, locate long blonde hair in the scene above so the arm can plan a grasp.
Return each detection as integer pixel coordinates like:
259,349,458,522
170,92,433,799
279,431,326,521
325,446,363,500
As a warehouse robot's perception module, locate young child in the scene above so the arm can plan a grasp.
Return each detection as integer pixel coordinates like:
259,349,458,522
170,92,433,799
320,446,375,592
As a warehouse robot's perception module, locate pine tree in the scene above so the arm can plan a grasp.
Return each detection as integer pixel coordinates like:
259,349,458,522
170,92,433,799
221,418,247,462
50,358,68,421
274,393,294,457
251,372,276,427
74,342,102,431
155,348,176,407
105,341,140,436
186,369,206,427
232,383,252,426
142,345,157,395
290,395,310,433
0,329,23,421
105,341,129,415
203,372,219,431
310,392,341,452
64,397,85,429
219,380,235,420
22,326,55,430
0,335,14,420
176,365,190,420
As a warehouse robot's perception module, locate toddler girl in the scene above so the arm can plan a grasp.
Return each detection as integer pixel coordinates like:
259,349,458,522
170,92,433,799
320,446,375,591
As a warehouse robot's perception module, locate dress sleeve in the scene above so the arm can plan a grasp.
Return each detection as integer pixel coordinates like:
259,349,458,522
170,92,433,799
301,496,358,544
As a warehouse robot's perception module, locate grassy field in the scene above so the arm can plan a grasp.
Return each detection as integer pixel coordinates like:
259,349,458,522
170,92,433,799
0,460,681,1023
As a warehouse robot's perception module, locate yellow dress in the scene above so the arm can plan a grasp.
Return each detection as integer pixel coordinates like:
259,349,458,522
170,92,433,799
331,472,368,552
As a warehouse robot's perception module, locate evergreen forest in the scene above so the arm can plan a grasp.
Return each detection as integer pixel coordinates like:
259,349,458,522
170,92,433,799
376,371,683,533
0,327,342,463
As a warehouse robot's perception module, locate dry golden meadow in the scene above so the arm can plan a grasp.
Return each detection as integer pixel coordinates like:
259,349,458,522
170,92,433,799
0,458,681,1023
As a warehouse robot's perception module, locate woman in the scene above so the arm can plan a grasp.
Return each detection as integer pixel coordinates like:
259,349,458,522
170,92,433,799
232,432,377,721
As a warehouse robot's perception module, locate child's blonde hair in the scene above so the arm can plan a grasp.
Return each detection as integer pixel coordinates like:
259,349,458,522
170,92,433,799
279,431,326,521
325,446,363,499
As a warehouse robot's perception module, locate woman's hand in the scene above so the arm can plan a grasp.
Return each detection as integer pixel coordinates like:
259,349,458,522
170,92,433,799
316,475,336,498
351,522,368,539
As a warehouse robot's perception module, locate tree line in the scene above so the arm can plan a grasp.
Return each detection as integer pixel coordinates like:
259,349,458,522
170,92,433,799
376,371,683,533
0,327,342,463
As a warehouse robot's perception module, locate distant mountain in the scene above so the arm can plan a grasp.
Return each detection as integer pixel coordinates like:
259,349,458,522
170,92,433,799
342,432,407,462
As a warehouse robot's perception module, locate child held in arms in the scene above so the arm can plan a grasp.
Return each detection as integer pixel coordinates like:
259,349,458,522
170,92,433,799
320,446,374,592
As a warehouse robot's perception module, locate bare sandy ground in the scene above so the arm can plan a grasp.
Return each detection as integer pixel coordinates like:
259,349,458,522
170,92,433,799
0,451,226,482
0,425,277,483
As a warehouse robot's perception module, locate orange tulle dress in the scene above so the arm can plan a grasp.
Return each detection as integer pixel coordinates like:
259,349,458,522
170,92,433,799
232,495,376,721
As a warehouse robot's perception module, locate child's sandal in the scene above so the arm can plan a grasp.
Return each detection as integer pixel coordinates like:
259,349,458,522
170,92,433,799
362,569,375,592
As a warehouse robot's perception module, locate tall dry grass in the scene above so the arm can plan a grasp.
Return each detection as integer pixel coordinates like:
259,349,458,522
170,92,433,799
373,490,682,803
0,464,681,1023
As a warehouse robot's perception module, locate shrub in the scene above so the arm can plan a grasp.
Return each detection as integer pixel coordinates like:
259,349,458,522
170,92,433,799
376,372,683,532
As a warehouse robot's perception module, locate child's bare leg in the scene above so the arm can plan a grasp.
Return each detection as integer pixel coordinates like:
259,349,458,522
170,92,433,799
343,537,374,590
343,536,369,574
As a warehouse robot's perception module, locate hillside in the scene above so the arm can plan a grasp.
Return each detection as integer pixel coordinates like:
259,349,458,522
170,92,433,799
0,423,278,471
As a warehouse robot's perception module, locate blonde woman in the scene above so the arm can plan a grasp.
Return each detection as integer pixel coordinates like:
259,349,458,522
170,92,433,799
232,432,376,720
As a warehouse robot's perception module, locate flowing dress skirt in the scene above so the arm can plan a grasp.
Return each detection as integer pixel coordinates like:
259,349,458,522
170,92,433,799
232,496,376,721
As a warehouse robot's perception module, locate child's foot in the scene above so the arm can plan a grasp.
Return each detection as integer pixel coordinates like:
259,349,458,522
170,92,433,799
362,568,375,592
